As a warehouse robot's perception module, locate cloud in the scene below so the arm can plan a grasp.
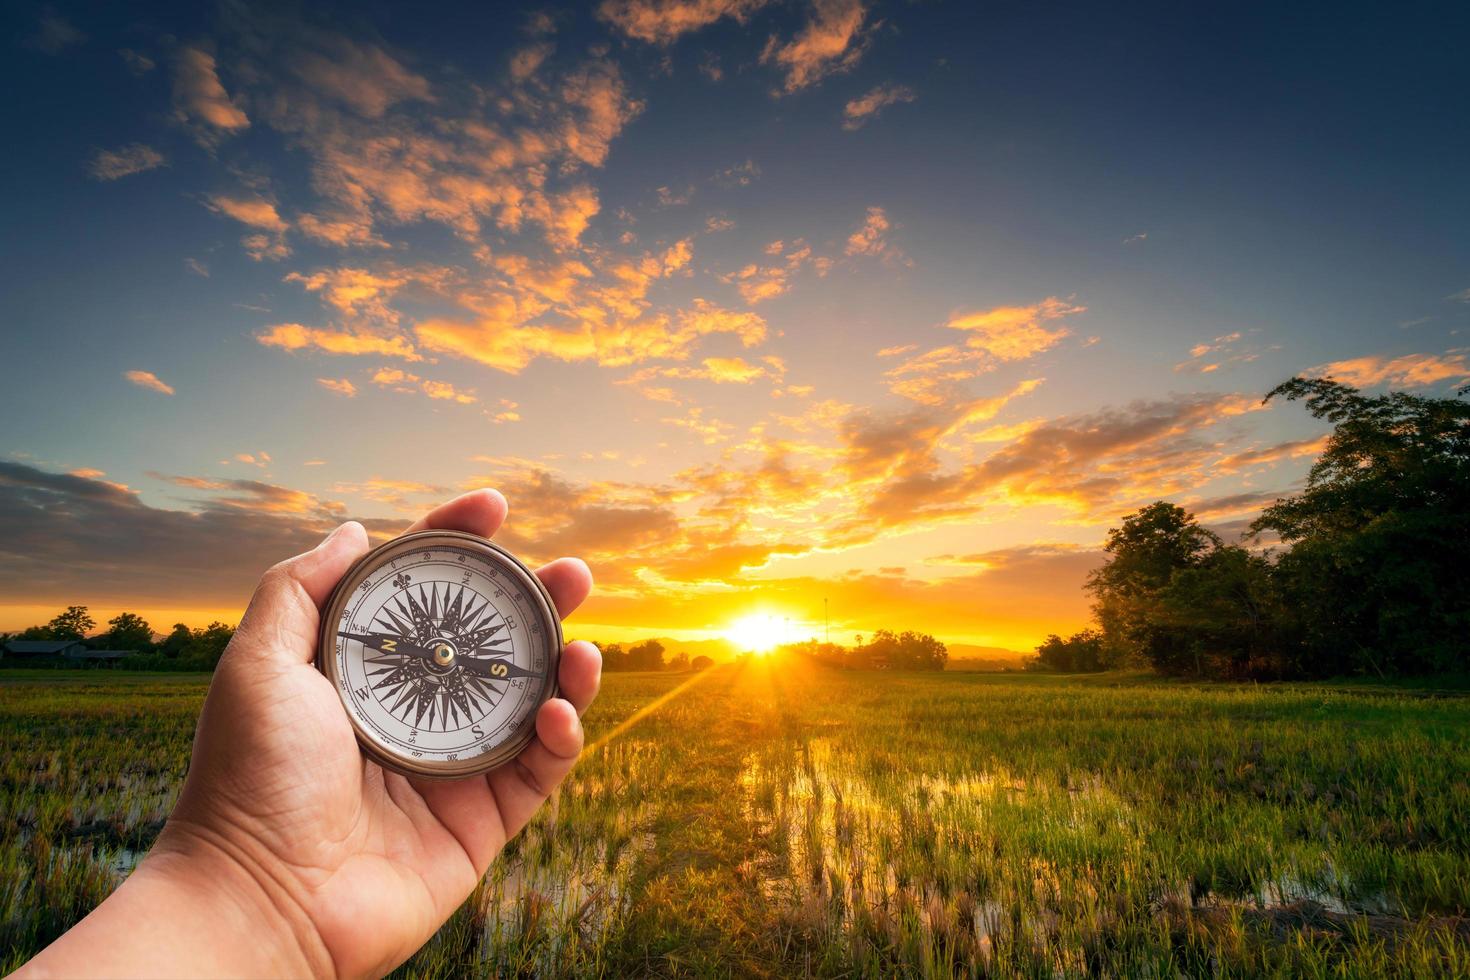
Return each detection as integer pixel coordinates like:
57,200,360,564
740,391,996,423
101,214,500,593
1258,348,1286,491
621,354,785,396
89,144,166,181
711,159,760,187
172,46,250,141
119,48,155,74
184,258,209,277
207,193,290,260
842,83,915,130
598,0,772,44
720,238,816,303
836,390,1263,539
416,297,765,374
761,0,870,94
207,194,288,232
316,377,358,397
1213,436,1328,475
257,323,421,360
1174,330,1277,374
28,10,85,54
880,299,1084,403
1311,349,1470,388
0,464,403,612
843,205,902,261
370,367,477,404
124,370,175,395
285,34,432,118
656,184,694,207
945,297,1085,361
210,14,639,252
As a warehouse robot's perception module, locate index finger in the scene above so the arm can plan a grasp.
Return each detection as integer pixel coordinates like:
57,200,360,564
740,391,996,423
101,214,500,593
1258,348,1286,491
405,488,508,538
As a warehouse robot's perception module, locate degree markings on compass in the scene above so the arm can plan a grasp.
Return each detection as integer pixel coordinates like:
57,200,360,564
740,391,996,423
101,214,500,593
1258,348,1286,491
357,577,516,733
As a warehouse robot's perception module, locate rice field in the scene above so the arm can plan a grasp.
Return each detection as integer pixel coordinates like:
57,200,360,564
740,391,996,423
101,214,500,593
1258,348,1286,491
3,659,1469,976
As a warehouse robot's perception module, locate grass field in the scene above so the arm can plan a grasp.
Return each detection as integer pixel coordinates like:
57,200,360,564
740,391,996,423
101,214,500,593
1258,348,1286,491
3,660,1469,976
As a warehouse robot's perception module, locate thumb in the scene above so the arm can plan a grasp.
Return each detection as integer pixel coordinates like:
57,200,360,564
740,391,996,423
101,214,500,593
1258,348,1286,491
235,522,371,662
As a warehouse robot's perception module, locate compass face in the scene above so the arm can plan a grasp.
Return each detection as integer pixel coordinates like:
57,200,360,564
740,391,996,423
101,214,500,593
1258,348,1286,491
317,530,562,778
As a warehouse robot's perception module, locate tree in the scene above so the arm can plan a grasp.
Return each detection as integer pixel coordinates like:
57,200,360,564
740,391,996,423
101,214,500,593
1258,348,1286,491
159,623,193,658
1087,502,1221,672
182,622,235,669
601,643,629,671
104,612,153,651
627,639,665,671
1156,547,1283,679
853,630,948,670
1032,629,1105,672
46,606,95,641
669,651,690,671
691,655,714,671
1250,377,1470,675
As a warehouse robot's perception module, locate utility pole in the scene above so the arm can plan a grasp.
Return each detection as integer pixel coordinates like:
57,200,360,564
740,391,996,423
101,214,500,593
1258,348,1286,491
824,597,829,645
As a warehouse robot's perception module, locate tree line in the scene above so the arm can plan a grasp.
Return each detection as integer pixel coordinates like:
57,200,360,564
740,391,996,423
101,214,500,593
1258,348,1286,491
782,629,949,670
1032,378,1469,679
594,639,715,672
1,606,236,670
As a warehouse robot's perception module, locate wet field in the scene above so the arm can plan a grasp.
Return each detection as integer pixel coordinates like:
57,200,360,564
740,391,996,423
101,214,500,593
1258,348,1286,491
3,662,1468,976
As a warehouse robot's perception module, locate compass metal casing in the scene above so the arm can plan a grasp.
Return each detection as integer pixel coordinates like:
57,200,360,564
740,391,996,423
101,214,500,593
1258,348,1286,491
317,529,562,780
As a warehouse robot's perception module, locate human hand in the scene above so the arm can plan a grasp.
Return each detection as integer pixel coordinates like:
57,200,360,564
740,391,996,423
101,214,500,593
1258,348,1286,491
19,490,600,979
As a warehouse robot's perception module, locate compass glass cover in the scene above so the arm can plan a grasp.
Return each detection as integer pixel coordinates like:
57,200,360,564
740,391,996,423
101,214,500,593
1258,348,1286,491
322,534,559,776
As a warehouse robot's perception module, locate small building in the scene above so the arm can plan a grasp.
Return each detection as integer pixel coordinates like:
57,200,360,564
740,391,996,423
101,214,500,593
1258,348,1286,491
66,648,132,663
2,639,87,659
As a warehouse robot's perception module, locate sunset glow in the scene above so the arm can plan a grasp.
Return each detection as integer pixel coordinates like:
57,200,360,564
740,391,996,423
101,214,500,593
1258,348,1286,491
725,614,791,655
3,2,1467,655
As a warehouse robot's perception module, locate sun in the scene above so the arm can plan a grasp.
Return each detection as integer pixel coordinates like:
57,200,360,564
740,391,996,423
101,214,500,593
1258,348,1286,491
725,613,787,654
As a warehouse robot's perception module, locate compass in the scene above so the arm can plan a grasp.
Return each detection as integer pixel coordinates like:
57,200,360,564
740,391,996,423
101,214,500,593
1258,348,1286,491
317,530,562,779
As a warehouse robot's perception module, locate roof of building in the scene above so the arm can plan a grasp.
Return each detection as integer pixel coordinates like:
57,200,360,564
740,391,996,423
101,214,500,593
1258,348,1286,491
66,649,133,659
4,640,86,654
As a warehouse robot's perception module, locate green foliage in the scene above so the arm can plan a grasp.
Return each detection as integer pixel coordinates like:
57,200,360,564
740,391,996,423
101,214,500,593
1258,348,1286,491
598,639,666,672
157,624,192,659
44,605,94,643
1080,379,1469,679
102,613,152,652
1087,502,1229,675
1251,378,1470,676
1031,629,1105,672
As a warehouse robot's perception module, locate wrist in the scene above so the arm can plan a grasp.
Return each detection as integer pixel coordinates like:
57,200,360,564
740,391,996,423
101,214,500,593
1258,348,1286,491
141,819,333,977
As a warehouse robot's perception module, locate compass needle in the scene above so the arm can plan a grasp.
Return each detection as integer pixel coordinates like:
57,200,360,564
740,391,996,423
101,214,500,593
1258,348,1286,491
317,530,562,777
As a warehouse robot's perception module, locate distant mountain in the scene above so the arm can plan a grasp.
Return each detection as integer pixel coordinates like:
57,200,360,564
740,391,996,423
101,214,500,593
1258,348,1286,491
944,643,1031,671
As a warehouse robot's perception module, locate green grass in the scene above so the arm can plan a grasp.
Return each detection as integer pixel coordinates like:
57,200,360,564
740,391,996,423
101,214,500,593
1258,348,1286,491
3,662,1469,976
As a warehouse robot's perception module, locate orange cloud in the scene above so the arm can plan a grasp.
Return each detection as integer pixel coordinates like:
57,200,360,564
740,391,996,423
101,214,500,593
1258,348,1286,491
172,47,249,140
1313,349,1470,388
842,83,915,130
598,0,771,43
1214,435,1328,474
316,377,358,397
761,0,870,94
257,323,421,360
416,299,765,374
89,144,165,181
844,206,894,257
208,193,291,260
123,370,175,395
945,297,1086,361
369,367,476,404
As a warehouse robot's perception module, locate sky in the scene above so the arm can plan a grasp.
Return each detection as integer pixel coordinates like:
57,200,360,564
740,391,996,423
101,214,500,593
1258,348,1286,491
2,0,1468,651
